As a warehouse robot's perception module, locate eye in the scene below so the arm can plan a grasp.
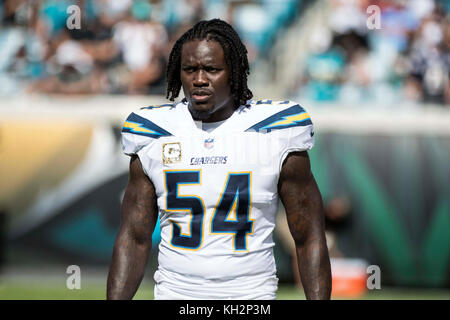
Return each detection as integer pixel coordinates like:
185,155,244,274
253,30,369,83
205,67,221,73
182,66,195,73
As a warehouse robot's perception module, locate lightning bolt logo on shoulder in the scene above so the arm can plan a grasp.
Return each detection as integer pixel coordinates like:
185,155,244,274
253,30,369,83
245,104,312,133
122,112,173,138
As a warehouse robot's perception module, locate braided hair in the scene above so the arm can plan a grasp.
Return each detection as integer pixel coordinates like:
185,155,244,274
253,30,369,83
166,19,253,109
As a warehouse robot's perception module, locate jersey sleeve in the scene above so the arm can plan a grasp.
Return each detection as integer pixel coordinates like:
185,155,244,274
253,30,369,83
278,119,314,172
121,110,173,156
248,102,314,172
121,129,150,156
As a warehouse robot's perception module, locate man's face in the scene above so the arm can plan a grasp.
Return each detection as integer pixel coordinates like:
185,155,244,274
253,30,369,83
181,39,234,122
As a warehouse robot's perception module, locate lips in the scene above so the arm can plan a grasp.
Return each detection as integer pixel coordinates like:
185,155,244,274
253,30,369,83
191,89,212,102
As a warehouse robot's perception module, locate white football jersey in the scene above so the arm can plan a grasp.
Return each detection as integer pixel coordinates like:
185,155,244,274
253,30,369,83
121,99,315,299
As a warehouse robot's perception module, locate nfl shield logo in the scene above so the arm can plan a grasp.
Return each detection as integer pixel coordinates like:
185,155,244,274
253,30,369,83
204,138,214,149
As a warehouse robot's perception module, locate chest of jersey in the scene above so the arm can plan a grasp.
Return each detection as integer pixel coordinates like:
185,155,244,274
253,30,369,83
121,100,314,277
138,128,281,252
141,129,281,202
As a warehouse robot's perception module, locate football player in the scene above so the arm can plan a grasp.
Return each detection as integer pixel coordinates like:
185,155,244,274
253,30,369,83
107,19,331,300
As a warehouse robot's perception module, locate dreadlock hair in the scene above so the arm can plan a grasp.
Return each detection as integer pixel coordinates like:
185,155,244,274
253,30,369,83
166,19,253,109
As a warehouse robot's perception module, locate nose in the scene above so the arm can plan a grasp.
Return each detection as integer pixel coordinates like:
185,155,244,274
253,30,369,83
193,69,209,87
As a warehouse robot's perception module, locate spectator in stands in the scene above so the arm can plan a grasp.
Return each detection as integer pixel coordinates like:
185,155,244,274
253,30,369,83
25,0,169,95
28,28,110,95
405,6,449,104
0,0,448,105
112,1,168,94
295,0,449,106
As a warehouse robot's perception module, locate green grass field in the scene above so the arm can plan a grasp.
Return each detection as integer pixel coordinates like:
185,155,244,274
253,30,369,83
0,278,449,300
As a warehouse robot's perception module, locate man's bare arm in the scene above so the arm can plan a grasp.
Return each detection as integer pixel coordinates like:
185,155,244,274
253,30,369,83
278,151,332,300
107,155,158,299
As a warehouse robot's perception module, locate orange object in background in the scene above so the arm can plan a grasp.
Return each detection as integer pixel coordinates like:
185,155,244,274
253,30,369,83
330,258,369,299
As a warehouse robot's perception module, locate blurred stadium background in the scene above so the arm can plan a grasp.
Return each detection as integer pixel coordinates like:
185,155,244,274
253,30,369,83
0,0,449,300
